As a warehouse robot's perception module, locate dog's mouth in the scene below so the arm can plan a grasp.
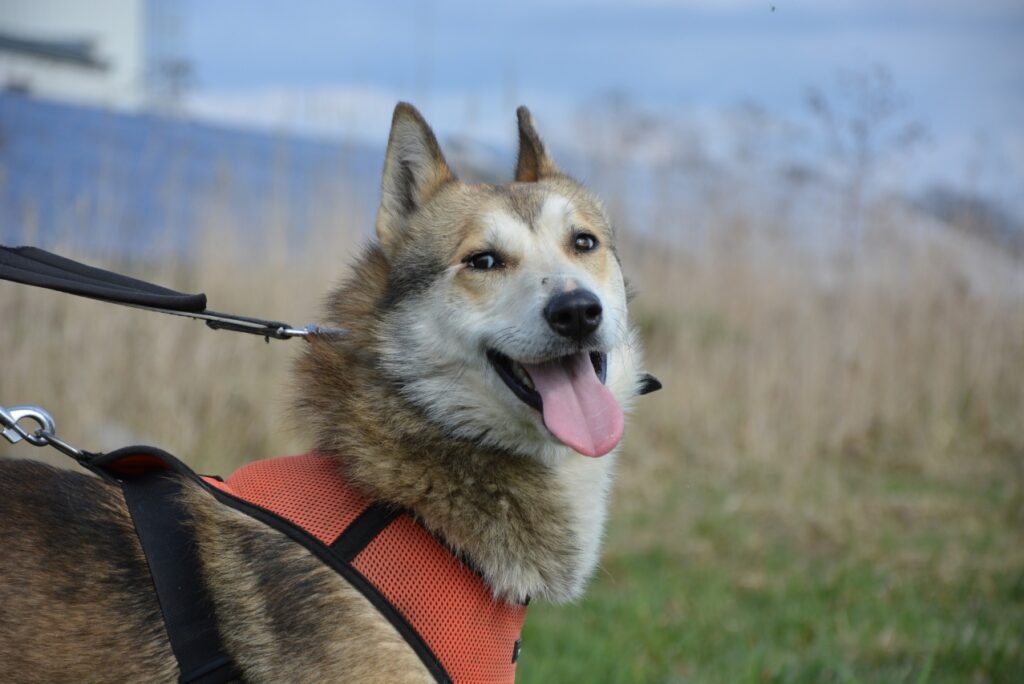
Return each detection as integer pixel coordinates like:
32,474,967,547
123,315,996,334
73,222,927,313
487,350,607,411
487,349,623,458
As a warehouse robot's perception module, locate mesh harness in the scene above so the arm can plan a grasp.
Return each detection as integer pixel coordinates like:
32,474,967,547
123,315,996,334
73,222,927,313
85,447,528,684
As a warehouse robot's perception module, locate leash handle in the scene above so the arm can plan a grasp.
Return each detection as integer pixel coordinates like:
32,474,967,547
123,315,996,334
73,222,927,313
0,245,345,341
0,245,207,311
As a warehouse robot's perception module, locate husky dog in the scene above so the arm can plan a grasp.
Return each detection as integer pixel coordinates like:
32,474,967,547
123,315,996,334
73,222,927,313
0,104,653,683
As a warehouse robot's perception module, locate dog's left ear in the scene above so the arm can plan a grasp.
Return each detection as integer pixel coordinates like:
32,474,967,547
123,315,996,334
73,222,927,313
376,102,456,255
515,106,560,182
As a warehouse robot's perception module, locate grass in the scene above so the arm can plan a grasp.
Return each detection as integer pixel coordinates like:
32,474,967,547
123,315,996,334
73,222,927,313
518,453,1024,683
522,549,1024,683
2,182,1022,681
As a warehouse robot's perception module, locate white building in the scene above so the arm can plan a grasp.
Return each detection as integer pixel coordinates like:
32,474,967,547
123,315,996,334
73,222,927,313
0,0,147,109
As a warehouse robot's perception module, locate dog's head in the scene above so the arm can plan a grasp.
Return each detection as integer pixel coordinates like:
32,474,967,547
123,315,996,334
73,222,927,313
374,103,652,462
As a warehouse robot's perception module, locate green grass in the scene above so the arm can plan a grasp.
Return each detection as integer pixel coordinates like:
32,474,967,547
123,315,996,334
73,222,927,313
516,455,1024,684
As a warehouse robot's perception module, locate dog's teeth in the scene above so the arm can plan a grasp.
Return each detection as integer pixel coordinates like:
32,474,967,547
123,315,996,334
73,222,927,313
513,363,535,390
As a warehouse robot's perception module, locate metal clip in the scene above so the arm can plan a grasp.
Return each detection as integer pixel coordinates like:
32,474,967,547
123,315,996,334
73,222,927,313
274,324,348,340
0,404,84,459
1,405,56,446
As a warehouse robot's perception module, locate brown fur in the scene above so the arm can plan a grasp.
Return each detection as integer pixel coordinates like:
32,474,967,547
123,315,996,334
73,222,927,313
0,461,178,683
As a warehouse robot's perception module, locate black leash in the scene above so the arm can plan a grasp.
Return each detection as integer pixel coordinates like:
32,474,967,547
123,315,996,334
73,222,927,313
0,245,344,341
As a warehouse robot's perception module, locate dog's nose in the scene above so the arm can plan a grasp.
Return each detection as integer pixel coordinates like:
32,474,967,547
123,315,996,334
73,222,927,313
544,290,603,340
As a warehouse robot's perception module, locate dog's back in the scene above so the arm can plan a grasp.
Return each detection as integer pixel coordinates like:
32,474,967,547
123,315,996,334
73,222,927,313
0,459,436,683
0,460,177,682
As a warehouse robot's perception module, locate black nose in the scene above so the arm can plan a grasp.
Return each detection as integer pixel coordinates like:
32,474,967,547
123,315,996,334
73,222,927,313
544,290,603,340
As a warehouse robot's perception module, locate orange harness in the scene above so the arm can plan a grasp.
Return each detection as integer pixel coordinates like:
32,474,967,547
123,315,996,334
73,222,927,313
205,454,528,683
88,447,528,684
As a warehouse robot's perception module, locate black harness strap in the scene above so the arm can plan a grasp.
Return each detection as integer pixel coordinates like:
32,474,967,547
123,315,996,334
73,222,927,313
120,470,243,684
329,503,402,562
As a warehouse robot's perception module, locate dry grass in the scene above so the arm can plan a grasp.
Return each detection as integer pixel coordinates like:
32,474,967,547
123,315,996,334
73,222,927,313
617,203,1024,518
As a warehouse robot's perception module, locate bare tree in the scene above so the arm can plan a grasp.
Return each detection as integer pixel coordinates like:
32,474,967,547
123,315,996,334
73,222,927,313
805,66,928,244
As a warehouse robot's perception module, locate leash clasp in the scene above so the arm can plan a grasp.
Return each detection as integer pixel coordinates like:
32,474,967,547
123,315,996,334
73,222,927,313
274,324,348,340
1,404,85,459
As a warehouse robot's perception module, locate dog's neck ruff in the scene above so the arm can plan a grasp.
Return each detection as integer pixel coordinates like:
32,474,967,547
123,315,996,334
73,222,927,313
89,448,527,684
204,453,528,683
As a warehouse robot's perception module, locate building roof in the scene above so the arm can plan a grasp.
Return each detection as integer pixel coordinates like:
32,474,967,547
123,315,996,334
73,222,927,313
0,32,106,69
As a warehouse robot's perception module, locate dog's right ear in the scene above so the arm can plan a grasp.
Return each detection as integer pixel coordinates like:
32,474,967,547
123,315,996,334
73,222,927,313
376,102,455,255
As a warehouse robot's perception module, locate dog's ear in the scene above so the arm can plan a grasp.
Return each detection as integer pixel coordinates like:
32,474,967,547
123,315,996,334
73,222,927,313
515,106,560,182
376,102,455,254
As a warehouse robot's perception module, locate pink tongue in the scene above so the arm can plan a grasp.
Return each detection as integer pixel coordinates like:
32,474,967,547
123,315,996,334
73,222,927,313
523,353,624,457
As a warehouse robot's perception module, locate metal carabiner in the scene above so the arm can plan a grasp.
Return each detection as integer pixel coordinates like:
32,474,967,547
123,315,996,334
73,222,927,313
0,405,57,447
0,404,84,460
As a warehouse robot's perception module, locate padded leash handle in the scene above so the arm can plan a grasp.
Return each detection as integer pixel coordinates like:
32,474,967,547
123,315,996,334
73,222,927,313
0,245,344,341
0,245,208,311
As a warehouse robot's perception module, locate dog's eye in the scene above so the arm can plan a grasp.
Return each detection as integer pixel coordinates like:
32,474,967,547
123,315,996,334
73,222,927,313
573,233,599,252
465,251,502,270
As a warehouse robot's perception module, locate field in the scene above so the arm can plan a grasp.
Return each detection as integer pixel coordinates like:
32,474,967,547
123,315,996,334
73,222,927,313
2,200,1022,682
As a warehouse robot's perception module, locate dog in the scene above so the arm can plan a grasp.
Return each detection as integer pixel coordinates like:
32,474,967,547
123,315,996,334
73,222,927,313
0,103,653,683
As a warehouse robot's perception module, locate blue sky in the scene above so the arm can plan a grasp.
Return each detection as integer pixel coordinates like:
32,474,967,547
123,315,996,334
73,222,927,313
176,0,1024,206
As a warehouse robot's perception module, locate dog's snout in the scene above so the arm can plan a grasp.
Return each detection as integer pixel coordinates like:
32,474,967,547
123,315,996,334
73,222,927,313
544,290,603,340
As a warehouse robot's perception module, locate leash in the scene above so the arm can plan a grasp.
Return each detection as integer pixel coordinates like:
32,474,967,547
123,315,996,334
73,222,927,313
0,245,345,341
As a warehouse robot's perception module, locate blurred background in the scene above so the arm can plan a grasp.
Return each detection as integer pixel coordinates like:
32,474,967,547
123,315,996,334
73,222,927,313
1,1,1022,681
